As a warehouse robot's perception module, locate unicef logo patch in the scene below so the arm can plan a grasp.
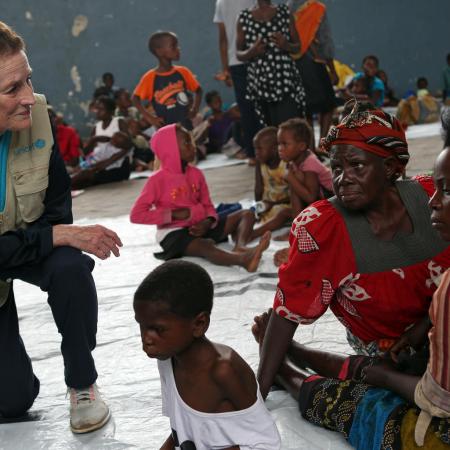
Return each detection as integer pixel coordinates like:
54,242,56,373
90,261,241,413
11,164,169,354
15,138,47,154
34,139,45,149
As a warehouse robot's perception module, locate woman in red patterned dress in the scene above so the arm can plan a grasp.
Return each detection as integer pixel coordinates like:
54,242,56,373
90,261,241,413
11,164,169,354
256,102,450,400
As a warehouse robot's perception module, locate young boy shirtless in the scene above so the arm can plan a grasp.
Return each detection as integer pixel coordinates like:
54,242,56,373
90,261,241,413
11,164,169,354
134,260,281,449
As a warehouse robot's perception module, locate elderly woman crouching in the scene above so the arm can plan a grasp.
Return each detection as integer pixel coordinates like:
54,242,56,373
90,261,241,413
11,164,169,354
0,21,122,433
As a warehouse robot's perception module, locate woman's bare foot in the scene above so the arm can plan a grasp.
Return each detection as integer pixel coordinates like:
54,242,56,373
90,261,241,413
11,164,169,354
273,231,290,241
251,309,272,345
273,247,289,267
242,231,271,272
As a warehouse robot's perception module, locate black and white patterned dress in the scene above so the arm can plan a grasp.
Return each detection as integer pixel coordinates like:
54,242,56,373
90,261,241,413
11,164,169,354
238,4,305,125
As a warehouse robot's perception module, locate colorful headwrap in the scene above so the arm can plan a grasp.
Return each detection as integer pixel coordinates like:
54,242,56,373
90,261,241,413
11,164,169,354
320,102,409,167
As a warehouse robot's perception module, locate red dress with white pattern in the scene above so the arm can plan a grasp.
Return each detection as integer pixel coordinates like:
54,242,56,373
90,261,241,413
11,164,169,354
274,177,450,355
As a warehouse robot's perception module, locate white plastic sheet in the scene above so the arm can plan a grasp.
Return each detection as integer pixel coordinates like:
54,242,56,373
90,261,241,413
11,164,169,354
0,216,352,449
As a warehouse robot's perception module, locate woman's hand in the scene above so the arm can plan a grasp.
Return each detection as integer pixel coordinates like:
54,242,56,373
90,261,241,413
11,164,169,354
250,37,266,58
270,32,288,51
53,224,122,259
388,316,431,363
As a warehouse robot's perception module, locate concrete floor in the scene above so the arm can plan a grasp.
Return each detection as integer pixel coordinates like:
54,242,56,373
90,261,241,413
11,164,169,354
73,135,444,221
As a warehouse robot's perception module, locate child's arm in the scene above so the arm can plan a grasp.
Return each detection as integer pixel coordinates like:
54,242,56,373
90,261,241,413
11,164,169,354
254,162,264,202
130,178,185,225
189,86,203,120
189,172,218,225
369,89,382,108
89,148,130,172
236,21,266,62
83,135,110,154
159,435,175,450
132,94,164,128
285,165,320,205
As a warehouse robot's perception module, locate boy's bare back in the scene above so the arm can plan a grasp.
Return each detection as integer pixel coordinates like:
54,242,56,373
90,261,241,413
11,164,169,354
173,339,258,414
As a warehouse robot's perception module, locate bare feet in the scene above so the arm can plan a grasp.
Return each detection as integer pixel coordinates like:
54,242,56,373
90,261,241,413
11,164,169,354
273,247,289,267
273,231,290,241
251,309,272,346
242,231,271,272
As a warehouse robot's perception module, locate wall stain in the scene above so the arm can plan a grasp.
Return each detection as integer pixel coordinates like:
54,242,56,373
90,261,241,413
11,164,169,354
70,66,82,92
72,15,88,37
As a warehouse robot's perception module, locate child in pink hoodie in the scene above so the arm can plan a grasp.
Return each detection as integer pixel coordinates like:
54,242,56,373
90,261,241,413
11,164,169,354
130,124,270,271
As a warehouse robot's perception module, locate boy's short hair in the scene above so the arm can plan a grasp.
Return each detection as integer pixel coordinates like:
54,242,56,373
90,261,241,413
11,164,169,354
205,90,220,105
96,95,116,113
279,118,312,145
134,260,213,318
254,126,278,145
362,54,379,67
102,72,114,82
0,21,25,57
148,31,177,56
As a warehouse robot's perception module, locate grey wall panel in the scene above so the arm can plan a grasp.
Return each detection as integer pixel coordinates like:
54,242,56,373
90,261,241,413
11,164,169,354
2,1,449,135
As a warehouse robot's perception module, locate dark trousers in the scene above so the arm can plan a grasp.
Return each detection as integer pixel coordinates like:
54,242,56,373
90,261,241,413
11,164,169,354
0,247,98,418
260,96,302,127
229,64,262,158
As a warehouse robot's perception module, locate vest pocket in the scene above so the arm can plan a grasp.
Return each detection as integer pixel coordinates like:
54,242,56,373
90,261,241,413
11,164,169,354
13,166,49,223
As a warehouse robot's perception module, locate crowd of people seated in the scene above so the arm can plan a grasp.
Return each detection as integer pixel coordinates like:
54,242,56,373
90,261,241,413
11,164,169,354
2,1,450,448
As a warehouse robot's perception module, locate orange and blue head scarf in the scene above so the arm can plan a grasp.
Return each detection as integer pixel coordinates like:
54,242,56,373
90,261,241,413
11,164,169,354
320,102,409,168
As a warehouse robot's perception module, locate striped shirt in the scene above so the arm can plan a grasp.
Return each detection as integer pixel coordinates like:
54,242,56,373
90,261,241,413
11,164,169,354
429,269,450,391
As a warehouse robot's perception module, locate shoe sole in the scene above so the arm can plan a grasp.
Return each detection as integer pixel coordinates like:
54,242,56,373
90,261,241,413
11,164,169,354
70,409,111,434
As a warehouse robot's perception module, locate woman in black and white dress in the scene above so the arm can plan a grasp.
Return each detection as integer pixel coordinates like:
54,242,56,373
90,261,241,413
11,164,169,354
236,0,305,127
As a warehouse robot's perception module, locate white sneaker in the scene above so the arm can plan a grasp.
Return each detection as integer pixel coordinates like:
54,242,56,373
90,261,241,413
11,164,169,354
69,383,111,433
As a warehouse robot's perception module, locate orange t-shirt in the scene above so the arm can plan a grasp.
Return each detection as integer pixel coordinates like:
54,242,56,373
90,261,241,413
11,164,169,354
133,66,200,125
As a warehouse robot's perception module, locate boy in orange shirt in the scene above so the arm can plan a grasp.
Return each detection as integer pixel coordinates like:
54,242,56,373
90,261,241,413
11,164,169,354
133,31,202,130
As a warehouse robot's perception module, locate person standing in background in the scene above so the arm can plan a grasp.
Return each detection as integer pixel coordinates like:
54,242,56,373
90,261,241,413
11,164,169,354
443,53,450,106
214,0,262,165
287,0,338,147
236,1,306,128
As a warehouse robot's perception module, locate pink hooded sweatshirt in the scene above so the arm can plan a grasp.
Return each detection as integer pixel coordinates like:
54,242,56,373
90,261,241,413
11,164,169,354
130,124,218,231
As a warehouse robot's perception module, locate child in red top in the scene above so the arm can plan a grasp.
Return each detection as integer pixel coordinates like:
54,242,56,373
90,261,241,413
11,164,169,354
130,123,270,272
133,31,202,131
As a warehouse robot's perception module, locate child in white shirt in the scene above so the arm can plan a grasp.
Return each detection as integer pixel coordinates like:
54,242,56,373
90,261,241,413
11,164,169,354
133,260,281,450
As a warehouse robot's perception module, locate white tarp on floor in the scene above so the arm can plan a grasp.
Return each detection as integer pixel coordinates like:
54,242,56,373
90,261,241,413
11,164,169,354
0,215,353,449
